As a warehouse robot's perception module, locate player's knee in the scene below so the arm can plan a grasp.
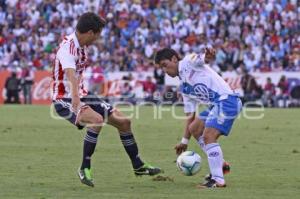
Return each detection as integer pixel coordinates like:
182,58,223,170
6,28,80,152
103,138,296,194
203,133,215,145
123,118,131,129
118,118,131,131
91,115,104,125
88,126,101,133
188,124,196,135
188,124,200,138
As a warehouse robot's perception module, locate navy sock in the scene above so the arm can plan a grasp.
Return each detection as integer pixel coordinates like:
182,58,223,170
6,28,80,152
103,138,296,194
120,132,144,169
81,129,99,169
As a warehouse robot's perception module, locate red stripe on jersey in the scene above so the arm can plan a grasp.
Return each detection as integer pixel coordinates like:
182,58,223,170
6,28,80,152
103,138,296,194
52,59,55,80
70,39,75,55
69,40,72,54
77,48,80,57
57,62,65,98
72,42,76,55
80,48,85,61
52,58,56,96
81,82,88,95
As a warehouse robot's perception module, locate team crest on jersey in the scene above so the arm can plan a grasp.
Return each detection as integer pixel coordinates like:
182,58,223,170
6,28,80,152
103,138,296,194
193,83,215,102
181,83,216,102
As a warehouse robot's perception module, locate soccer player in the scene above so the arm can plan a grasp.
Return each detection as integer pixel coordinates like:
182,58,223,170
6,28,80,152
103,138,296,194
52,12,161,187
154,48,242,188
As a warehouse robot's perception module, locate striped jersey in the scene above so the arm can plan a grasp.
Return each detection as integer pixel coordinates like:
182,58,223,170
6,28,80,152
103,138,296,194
52,32,88,100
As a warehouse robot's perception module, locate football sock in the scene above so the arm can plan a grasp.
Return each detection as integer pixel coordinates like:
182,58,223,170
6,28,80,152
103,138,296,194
197,136,206,155
120,132,144,169
81,128,99,169
206,143,225,184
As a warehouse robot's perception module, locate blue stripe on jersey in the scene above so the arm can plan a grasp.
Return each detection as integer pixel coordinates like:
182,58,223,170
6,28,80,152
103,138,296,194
180,82,220,103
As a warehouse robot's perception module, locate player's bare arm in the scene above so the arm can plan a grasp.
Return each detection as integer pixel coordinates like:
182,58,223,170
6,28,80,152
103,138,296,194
65,68,81,113
175,112,195,155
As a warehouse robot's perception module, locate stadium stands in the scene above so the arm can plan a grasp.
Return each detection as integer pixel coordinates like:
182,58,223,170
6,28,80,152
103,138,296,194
0,0,299,106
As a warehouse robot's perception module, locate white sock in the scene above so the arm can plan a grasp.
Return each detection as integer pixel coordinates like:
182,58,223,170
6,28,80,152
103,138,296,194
205,143,225,185
197,136,206,155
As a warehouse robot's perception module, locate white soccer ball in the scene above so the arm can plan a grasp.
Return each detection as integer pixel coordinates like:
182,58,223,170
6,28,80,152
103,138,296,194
176,151,201,176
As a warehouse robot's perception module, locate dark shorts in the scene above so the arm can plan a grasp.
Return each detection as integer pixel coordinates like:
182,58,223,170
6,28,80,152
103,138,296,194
53,94,114,129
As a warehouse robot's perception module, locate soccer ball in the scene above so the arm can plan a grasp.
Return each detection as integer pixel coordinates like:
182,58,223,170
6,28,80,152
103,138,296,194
176,151,201,176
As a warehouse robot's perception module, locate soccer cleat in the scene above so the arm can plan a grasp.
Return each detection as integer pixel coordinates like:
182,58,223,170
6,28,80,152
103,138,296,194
134,163,163,176
77,168,94,187
204,161,230,181
223,161,230,175
197,179,226,189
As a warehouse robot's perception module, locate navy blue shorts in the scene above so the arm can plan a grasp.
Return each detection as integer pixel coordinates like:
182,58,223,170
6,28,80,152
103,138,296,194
53,94,114,129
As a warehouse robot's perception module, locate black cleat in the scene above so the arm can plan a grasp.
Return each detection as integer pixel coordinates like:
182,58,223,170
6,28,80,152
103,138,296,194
77,168,94,187
197,179,226,189
204,161,230,182
134,163,163,176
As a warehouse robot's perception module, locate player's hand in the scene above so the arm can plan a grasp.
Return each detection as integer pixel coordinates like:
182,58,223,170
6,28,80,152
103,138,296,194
72,95,81,113
174,143,188,155
204,48,216,63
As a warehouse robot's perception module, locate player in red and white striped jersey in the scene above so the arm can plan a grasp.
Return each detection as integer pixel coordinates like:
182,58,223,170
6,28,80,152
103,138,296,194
52,31,89,100
52,12,161,187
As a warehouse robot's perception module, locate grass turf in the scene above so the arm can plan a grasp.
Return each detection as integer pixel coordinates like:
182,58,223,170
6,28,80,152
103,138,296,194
0,105,299,199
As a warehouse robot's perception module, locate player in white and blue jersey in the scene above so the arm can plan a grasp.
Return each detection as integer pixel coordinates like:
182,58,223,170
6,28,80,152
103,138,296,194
155,48,242,188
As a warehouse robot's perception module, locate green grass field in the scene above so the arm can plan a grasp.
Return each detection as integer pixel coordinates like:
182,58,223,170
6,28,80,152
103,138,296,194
0,105,299,199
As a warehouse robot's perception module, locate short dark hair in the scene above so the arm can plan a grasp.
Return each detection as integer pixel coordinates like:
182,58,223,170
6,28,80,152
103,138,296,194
154,48,180,64
76,12,106,33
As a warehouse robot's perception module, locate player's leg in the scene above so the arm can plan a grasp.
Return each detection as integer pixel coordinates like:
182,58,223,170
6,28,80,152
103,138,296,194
77,124,102,187
75,106,105,171
53,99,104,187
188,116,206,154
107,109,143,169
107,109,162,176
198,96,242,188
199,127,226,188
189,114,230,179
77,96,117,187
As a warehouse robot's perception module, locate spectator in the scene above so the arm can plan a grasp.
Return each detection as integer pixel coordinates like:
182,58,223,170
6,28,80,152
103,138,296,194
262,77,276,107
20,65,34,104
162,86,178,103
90,65,105,95
4,72,20,104
276,75,289,107
120,81,135,104
154,66,165,92
142,76,156,102
241,70,262,103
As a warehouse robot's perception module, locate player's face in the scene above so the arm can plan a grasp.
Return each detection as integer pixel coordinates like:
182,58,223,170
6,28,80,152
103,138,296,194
86,30,101,45
159,56,178,77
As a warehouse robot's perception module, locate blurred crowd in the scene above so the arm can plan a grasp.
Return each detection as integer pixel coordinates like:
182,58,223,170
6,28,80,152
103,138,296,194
240,73,300,107
0,0,299,106
0,0,299,73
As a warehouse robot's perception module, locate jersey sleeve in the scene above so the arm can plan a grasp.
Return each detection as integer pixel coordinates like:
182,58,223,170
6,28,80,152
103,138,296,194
186,53,205,68
182,94,197,113
56,43,76,70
